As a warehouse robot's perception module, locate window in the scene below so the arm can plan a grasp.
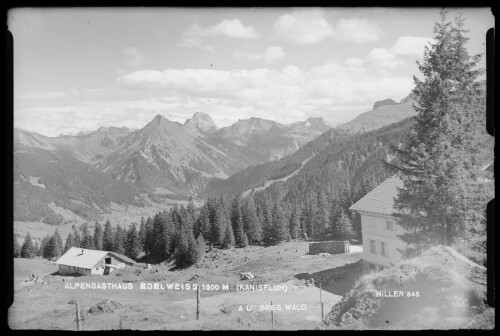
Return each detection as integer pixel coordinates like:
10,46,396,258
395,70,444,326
370,239,377,254
381,242,389,257
386,220,394,231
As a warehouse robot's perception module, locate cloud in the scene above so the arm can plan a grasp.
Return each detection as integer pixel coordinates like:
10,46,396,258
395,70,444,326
272,10,381,45
123,47,145,67
234,46,287,63
366,48,407,70
335,18,382,44
389,36,435,56
116,62,412,110
179,19,260,50
273,10,335,45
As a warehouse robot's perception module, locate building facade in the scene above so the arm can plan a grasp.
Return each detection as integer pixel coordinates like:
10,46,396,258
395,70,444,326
349,176,406,271
56,247,135,276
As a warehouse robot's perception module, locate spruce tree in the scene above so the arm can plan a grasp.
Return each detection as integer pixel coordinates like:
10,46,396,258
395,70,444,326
288,207,300,239
242,196,262,244
93,222,103,250
46,235,61,260
103,220,114,251
394,10,492,248
230,196,246,247
113,225,125,255
64,232,76,252
53,229,63,252
222,221,235,249
139,217,146,249
125,224,141,260
337,211,354,240
14,238,21,258
272,203,289,244
72,224,81,248
80,223,94,249
39,235,50,257
20,232,36,258
143,217,154,256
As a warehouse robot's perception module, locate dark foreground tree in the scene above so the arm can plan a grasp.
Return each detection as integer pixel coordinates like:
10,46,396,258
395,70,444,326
394,10,492,249
21,232,36,258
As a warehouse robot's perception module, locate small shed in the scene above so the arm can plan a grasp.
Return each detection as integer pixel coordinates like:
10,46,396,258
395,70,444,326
55,247,135,276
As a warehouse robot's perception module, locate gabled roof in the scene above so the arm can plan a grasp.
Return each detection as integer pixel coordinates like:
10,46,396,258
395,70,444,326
56,247,136,268
108,251,136,265
55,247,109,269
349,175,403,216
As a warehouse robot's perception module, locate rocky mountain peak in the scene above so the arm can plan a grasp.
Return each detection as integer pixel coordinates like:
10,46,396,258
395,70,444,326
373,99,398,110
184,112,218,133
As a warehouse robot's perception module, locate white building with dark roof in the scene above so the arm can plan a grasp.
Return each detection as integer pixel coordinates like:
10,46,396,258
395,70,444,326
56,247,135,276
349,175,406,272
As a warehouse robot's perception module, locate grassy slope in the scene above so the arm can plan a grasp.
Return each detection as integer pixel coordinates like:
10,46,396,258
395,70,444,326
9,242,362,330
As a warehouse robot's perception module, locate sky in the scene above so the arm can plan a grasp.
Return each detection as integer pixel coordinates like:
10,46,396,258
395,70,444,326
9,7,493,137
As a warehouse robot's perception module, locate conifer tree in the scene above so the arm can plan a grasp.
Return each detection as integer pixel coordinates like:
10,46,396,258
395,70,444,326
93,222,103,250
230,196,246,247
53,229,63,252
337,211,354,240
80,223,94,249
139,217,146,249
242,196,262,244
272,203,289,244
197,205,212,244
222,221,235,249
113,225,125,254
39,235,50,257
212,202,228,246
103,220,114,251
72,224,81,248
288,207,300,239
14,238,21,258
125,224,141,260
394,10,492,248
64,232,77,252
21,232,36,258
143,217,154,256
46,235,61,260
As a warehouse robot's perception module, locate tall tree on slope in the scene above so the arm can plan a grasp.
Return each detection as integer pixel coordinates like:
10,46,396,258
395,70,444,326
394,10,492,249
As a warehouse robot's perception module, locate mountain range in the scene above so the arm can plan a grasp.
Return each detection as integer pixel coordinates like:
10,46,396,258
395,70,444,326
14,94,417,224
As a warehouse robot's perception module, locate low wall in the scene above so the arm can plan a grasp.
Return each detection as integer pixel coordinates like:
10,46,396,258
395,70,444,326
309,241,349,255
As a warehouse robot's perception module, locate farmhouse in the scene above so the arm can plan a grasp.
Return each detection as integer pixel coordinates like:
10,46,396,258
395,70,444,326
349,175,406,272
55,247,135,276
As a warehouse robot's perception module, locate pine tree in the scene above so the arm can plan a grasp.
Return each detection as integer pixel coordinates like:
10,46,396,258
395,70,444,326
222,221,235,249
143,217,154,256
103,220,114,251
14,238,21,258
230,196,246,247
64,232,77,252
288,207,300,239
125,224,141,260
93,222,103,250
72,224,81,248
46,235,62,260
242,196,262,244
80,223,94,249
394,10,492,249
53,229,63,252
337,211,354,240
20,232,36,258
271,203,289,244
39,235,50,257
197,205,212,245
113,225,125,255
139,217,146,249
315,191,329,237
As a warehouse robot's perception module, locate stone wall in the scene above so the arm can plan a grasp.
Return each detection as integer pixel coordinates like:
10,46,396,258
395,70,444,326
309,240,349,255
